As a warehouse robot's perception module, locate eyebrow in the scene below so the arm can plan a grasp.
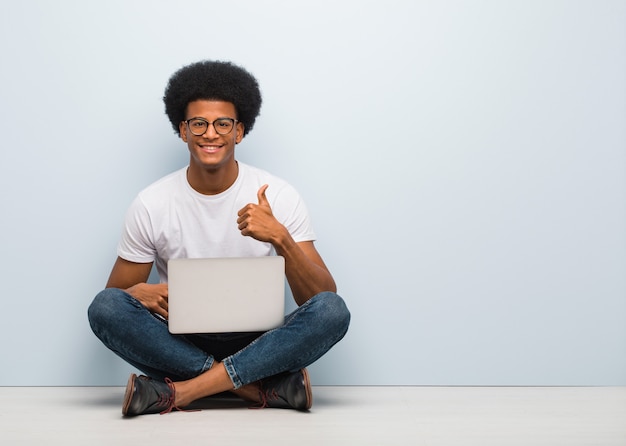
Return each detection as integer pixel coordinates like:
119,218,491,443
187,116,236,121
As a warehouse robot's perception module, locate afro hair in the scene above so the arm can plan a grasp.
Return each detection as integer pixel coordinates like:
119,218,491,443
163,60,262,137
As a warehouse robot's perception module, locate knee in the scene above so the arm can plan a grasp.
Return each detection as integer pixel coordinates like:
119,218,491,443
315,291,351,337
87,288,127,333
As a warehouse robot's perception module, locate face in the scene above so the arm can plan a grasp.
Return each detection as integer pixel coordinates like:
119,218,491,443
179,100,244,173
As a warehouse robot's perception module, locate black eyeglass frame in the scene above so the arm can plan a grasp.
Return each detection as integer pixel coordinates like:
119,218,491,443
183,117,239,136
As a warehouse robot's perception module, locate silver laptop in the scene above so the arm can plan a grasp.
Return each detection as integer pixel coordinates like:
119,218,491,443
167,256,285,334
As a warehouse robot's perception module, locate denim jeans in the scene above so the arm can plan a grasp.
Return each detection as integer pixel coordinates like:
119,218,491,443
88,289,350,388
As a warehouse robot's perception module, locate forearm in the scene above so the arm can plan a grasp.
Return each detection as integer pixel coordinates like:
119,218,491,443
106,257,153,289
271,230,336,306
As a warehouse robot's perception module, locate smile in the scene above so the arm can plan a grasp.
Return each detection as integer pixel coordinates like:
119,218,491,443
199,144,222,153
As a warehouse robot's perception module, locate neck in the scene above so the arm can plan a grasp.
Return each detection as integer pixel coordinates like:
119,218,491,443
186,160,239,195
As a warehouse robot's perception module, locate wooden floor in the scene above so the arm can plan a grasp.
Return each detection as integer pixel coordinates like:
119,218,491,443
1,386,624,445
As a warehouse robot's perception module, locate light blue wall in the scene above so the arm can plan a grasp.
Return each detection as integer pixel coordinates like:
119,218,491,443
0,0,624,386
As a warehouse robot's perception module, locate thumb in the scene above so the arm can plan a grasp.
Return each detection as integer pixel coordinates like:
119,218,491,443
257,184,270,206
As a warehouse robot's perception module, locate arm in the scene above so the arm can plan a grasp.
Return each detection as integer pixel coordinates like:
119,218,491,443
237,185,336,306
276,239,337,306
106,257,169,319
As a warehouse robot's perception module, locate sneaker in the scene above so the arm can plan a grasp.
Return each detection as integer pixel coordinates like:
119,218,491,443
122,374,179,416
258,369,312,411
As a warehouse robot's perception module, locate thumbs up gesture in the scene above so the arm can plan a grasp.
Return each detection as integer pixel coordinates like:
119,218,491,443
237,184,280,242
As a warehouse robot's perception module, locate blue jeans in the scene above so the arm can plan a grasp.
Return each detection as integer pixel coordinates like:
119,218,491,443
88,289,350,388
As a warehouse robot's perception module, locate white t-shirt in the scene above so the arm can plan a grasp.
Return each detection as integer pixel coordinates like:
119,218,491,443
117,162,316,282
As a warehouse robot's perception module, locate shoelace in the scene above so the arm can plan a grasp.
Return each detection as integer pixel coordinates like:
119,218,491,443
252,387,281,409
157,378,179,415
158,378,202,415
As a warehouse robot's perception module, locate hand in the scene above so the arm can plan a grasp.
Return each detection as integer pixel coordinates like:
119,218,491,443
125,283,169,319
237,184,283,243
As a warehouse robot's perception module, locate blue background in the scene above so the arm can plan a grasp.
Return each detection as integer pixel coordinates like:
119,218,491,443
0,0,624,385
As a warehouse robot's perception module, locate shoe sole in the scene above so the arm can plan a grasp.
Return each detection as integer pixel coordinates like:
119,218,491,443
122,373,137,416
301,368,313,410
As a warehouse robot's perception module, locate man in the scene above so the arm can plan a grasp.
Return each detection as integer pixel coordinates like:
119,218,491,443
88,60,350,416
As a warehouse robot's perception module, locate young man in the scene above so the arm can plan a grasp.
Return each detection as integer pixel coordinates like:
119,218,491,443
88,60,350,416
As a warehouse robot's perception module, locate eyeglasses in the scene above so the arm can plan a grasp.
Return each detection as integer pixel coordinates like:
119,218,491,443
184,117,238,136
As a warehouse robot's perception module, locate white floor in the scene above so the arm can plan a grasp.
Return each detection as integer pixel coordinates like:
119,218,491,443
0,386,624,446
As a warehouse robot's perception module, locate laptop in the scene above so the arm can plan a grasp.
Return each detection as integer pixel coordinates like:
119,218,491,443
167,256,285,334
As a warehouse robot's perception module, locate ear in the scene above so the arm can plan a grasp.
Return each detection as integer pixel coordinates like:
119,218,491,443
179,121,188,142
235,121,245,144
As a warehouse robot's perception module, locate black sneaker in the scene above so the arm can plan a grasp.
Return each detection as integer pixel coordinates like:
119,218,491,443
258,369,312,411
122,374,179,416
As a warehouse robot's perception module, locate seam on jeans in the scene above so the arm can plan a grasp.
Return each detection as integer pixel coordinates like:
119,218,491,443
222,357,242,389
201,355,214,374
